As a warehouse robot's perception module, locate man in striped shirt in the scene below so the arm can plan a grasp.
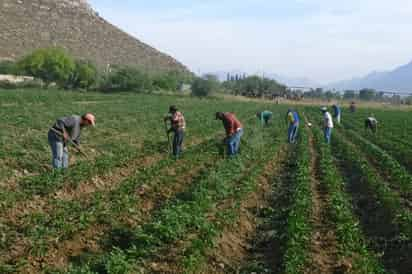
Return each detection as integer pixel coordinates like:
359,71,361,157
165,105,186,158
216,112,244,156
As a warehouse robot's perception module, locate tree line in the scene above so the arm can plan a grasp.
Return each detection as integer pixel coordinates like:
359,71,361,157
0,47,192,93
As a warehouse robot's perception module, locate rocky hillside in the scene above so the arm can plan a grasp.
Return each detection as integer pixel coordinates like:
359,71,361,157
0,0,190,73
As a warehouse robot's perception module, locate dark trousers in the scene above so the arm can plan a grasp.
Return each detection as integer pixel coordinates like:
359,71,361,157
173,129,184,157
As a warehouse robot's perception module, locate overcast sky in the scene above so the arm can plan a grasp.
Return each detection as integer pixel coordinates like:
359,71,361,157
88,0,412,84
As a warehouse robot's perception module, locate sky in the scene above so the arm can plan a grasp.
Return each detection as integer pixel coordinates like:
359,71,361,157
88,0,412,84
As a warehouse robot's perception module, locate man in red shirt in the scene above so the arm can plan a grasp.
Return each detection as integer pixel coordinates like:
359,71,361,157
216,112,244,156
165,105,186,158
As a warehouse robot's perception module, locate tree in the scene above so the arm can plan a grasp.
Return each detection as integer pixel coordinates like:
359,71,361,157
359,88,376,101
191,75,218,97
68,60,98,90
101,67,153,92
343,90,356,99
18,48,75,87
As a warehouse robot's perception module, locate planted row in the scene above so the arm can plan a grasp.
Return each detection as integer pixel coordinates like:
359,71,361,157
342,129,412,197
65,122,277,273
282,128,313,274
313,128,385,273
332,134,412,239
1,138,221,272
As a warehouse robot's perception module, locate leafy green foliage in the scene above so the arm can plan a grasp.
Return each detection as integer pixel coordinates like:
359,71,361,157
0,60,18,75
18,47,75,87
191,75,219,97
68,60,98,90
283,127,312,274
222,75,287,97
101,66,153,92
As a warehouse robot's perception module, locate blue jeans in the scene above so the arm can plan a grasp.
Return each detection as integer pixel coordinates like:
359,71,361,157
172,129,184,157
288,123,299,143
324,127,333,144
48,130,69,169
227,129,243,156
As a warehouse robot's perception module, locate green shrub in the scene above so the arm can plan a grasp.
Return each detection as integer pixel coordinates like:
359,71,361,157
101,67,153,92
68,60,98,90
152,71,180,91
0,60,18,75
18,47,75,88
191,75,218,97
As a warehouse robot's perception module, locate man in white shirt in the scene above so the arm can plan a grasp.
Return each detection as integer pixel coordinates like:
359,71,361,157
321,107,334,144
365,116,378,134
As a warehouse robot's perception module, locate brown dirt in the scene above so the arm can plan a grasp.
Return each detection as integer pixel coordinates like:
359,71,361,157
146,144,289,274
22,153,220,273
334,137,412,274
304,131,343,274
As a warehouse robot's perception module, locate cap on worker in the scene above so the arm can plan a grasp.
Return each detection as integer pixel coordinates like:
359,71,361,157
321,107,328,112
215,112,224,120
83,113,96,126
169,105,178,113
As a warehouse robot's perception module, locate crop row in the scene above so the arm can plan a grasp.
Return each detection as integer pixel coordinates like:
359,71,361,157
341,129,412,198
176,130,284,273
282,127,313,274
332,134,412,240
63,120,282,273
0,138,221,272
312,127,385,273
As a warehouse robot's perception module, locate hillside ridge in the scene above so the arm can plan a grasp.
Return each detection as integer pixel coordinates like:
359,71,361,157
0,0,190,73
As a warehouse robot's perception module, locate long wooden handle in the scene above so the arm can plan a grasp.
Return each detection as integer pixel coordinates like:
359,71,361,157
49,127,89,159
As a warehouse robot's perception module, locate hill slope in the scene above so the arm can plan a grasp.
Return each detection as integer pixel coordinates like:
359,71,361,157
0,0,189,73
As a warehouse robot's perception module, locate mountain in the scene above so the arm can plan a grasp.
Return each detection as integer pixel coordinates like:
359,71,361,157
209,70,319,87
328,61,412,93
0,0,189,74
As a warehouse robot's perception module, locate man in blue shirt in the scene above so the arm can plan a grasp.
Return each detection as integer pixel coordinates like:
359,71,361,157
286,109,299,143
332,105,341,124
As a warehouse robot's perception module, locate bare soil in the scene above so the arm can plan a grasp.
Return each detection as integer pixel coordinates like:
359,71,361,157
304,131,346,274
22,153,221,272
146,144,290,274
334,138,412,274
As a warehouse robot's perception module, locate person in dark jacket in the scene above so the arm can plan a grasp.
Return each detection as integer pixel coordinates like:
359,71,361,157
48,113,95,169
216,112,243,156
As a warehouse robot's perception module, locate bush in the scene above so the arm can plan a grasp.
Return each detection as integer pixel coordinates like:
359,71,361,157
18,47,75,88
101,67,153,92
0,60,18,75
68,60,98,90
152,71,180,91
191,75,218,97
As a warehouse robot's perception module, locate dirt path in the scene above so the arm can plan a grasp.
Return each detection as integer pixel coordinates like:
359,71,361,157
304,130,341,274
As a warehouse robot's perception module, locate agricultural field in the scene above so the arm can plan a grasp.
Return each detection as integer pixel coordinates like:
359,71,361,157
0,89,411,274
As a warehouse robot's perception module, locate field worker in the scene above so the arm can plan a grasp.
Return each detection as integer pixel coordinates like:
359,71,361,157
164,105,186,158
365,115,378,134
48,113,95,169
256,110,273,126
216,112,243,156
321,107,334,144
332,104,341,124
350,101,356,113
286,109,299,144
